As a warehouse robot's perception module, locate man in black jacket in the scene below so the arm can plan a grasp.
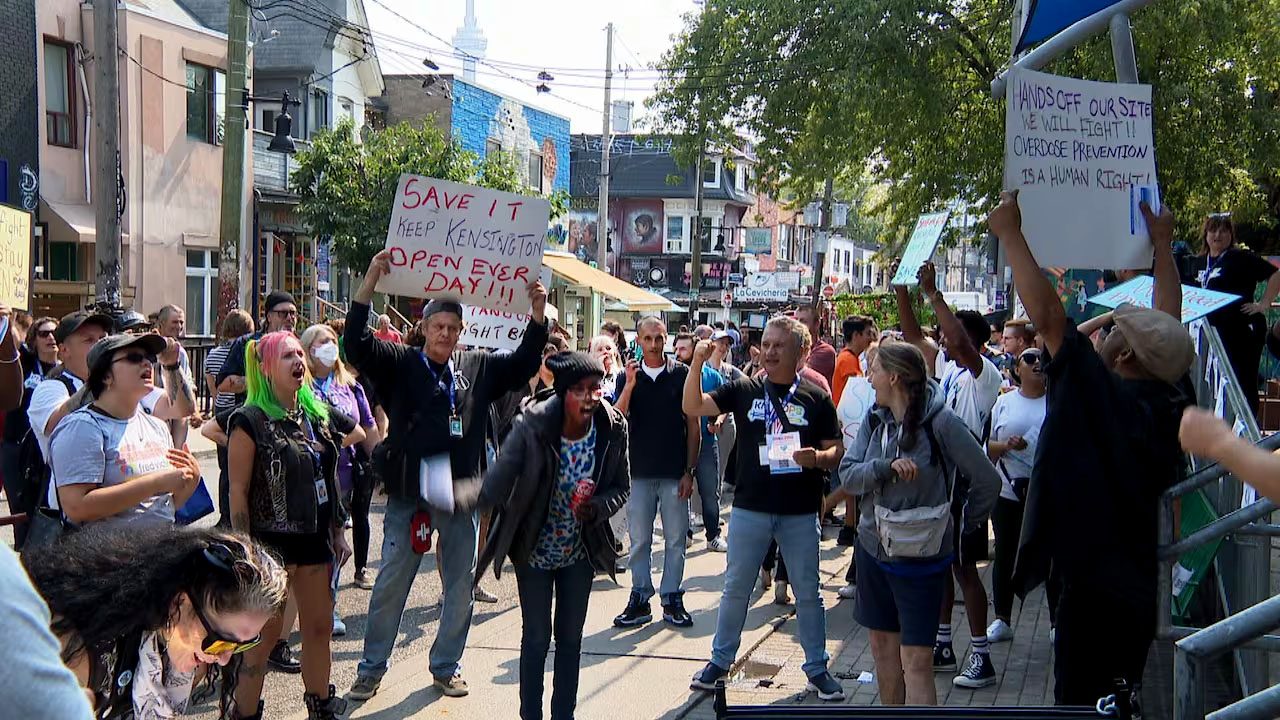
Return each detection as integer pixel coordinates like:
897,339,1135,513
345,250,549,701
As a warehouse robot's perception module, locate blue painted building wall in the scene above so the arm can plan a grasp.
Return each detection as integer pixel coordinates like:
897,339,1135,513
449,79,570,194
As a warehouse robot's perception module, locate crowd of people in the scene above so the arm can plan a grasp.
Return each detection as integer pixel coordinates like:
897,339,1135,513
2,194,1279,720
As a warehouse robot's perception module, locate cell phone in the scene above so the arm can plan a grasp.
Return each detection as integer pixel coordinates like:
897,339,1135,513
633,344,643,362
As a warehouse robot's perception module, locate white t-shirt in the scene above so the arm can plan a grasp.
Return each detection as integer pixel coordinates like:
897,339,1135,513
939,356,1002,439
27,373,84,459
641,363,664,380
50,405,177,530
989,390,1047,501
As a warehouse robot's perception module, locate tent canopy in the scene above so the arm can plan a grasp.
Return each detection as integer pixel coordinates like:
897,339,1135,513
1016,0,1128,52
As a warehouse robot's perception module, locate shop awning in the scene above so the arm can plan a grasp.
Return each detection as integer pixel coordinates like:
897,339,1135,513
542,252,676,312
40,198,129,244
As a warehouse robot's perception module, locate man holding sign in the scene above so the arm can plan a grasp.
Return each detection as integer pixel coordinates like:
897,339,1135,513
345,249,549,702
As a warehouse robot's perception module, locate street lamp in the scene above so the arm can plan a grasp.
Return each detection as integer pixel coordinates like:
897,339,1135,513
241,90,301,154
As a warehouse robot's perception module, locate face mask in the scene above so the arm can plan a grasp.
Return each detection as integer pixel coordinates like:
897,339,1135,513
312,342,339,368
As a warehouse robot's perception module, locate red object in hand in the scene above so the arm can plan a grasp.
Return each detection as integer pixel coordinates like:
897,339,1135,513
411,511,433,553
569,479,595,518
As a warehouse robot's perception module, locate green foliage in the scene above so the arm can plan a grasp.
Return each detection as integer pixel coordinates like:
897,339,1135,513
289,119,569,273
649,0,1280,246
834,292,937,330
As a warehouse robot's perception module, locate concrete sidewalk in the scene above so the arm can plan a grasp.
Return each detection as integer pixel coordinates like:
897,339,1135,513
285,527,855,720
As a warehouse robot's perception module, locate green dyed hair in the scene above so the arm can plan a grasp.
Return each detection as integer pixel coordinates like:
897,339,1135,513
244,332,329,424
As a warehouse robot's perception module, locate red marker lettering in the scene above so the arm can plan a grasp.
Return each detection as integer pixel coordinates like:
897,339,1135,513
423,185,441,209
401,179,422,209
388,247,408,265
409,250,428,269
507,201,523,221
489,199,497,217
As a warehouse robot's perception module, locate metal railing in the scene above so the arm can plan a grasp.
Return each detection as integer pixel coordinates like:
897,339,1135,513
1164,321,1279,719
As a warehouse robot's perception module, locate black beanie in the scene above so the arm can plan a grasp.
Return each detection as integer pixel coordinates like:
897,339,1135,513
264,290,296,314
545,351,606,397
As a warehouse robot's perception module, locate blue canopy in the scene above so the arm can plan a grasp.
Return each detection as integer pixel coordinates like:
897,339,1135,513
1016,0,1127,52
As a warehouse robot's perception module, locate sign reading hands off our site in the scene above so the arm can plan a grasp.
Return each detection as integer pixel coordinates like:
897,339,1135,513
1004,67,1158,270
380,175,550,313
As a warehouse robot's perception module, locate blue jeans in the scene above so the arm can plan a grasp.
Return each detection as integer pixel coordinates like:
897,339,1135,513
711,508,829,678
627,477,688,603
514,558,594,720
695,439,721,541
357,495,478,680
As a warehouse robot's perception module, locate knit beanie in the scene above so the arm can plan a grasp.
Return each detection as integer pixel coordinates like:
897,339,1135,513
545,351,606,397
264,290,296,314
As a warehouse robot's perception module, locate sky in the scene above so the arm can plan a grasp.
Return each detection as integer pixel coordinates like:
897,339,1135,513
363,0,699,133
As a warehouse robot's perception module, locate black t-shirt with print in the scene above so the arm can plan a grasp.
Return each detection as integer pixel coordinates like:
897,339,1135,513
1193,248,1277,328
709,376,840,516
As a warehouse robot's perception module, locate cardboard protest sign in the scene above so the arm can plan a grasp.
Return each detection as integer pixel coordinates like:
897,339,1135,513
837,376,877,449
1005,67,1158,269
462,306,537,351
379,175,550,312
890,212,951,286
0,205,31,310
1087,275,1240,324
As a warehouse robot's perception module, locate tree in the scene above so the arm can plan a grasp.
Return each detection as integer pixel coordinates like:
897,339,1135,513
290,118,569,273
649,0,1280,247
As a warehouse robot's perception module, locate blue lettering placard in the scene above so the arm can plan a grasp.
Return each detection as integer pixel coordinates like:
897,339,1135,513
891,211,951,286
1087,275,1240,324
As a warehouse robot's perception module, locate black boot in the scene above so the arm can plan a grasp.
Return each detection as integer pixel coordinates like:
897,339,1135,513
237,701,264,720
304,685,348,719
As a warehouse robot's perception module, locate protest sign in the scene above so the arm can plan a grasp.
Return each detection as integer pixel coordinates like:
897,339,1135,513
0,205,31,310
837,376,877,449
462,306,537,351
1005,67,1158,269
890,212,951,286
379,175,550,312
1087,275,1240,324
734,272,799,302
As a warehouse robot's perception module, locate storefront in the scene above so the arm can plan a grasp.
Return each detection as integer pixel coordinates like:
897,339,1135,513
541,251,674,349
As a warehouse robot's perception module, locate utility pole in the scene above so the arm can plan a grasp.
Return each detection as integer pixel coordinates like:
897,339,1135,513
217,0,250,331
93,0,121,313
689,142,705,320
812,174,834,309
595,22,613,273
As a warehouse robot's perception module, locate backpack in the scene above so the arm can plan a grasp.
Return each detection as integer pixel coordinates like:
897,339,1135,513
16,374,77,515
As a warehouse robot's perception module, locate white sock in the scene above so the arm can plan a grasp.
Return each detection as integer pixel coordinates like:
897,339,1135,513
972,635,990,656
937,624,952,644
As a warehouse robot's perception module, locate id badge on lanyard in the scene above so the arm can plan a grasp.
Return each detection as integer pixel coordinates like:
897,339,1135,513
425,356,463,438
301,417,328,505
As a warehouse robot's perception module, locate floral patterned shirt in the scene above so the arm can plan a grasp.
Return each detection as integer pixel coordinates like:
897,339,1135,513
529,423,596,570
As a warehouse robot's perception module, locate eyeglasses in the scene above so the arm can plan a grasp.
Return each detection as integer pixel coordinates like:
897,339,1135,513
271,309,299,318
190,595,262,656
112,352,157,366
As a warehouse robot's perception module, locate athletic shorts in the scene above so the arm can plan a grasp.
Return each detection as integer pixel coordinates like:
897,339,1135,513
256,529,333,567
951,486,990,564
853,544,948,647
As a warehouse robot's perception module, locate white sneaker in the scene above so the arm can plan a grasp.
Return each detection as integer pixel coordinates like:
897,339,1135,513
774,581,791,605
1049,627,1057,644
332,612,347,637
707,536,728,552
837,583,857,600
690,513,704,529
987,618,1014,643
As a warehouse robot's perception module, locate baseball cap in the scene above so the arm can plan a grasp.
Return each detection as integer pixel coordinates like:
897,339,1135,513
710,329,733,342
55,310,115,344
1112,303,1195,384
86,333,168,375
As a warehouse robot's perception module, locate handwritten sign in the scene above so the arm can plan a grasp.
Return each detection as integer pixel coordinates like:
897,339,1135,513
379,175,550,312
744,228,772,254
1005,67,1158,269
734,272,798,302
837,376,877,448
891,212,951,286
1088,275,1240,324
0,205,31,310
462,306,536,351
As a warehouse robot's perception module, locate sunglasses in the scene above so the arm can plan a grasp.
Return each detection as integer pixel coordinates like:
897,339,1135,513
35,329,56,339
1019,351,1043,367
193,544,262,655
112,352,157,366
271,309,299,318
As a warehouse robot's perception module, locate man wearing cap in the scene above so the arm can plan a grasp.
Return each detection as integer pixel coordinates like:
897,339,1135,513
345,250,549,701
989,191,1190,705
215,290,300,405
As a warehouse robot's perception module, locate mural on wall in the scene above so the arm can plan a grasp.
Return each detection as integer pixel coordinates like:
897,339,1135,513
565,209,616,273
621,199,663,255
449,80,571,193
541,137,558,191
19,165,37,211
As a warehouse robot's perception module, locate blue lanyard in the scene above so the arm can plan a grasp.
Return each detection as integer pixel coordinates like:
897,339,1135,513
1203,253,1222,288
423,355,457,415
314,376,334,403
763,378,800,430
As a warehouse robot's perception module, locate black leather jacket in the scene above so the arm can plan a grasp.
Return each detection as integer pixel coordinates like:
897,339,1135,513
477,392,630,580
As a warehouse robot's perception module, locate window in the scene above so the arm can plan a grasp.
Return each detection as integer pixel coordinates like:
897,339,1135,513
698,217,713,252
261,108,275,131
309,88,329,136
665,216,687,254
44,40,75,147
49,241,79,281
734,164,746,192
185,62,225,144
528,152,543,193
185,249,219,336
702,158,721,188
485,138,501,157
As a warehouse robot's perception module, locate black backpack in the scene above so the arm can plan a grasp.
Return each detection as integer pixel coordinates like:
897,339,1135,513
15,373,76,518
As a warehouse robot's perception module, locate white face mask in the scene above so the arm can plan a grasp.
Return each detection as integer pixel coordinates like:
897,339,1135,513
312,342,340,368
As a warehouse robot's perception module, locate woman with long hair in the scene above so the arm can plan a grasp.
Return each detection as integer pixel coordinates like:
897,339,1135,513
1194,212,1280,415
588,334,622,401
300,324,378,608
23,524,288,719
226,331,355,720
837,341,1000,706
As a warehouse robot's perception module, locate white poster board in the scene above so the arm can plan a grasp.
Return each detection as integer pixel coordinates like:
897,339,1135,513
379,175,551,312
1087,275,1241,324
734,272,799,302
837,377,877,449
1004,67,1158,269
462,306,541,351
891,212,951,286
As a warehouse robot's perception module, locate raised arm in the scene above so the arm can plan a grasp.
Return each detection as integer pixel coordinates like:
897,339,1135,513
989,191,1067,357
1145,203,1181,320
0,309,24,413
895,285,939,370
345,251,410,384
1181,407,1280,505
682,341,726,417
919,262,982,375
150,339,196,420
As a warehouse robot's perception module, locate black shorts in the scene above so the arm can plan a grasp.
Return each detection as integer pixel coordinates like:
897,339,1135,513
853,544,947,647
256,530,333,567
951,486,989,564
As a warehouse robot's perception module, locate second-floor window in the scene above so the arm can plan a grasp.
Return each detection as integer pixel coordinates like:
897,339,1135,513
486,138,501,158
309,89,329,136
185,62,225,144
528,152,543,193
44,40,75,148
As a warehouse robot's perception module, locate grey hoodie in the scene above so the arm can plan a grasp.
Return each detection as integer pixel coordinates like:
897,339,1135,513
838,379,1001,564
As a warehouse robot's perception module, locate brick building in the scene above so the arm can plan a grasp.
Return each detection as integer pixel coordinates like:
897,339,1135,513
0,0,38,216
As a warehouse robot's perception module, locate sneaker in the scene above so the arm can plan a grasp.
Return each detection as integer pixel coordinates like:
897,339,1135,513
354,568,376,590
303,684,347,719
433,673,470,697
267,640,302,674
836,525,858,547
332,612,347,637
1049,626,1057,645
348,674,381,701
932,642,957,672
690,661,729,691
837,583,857,600
690,512,704,529
663,596,693,628
952,651,997,688
758,567,773,591
707,536,728,552
806,671,846,701
686,531,694,549
987,618,1014,643
613,593,653,628
823,512,842,527
473,586,499,603
774,581,791,605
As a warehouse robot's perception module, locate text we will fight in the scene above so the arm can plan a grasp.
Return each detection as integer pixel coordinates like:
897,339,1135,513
379,174,550,313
